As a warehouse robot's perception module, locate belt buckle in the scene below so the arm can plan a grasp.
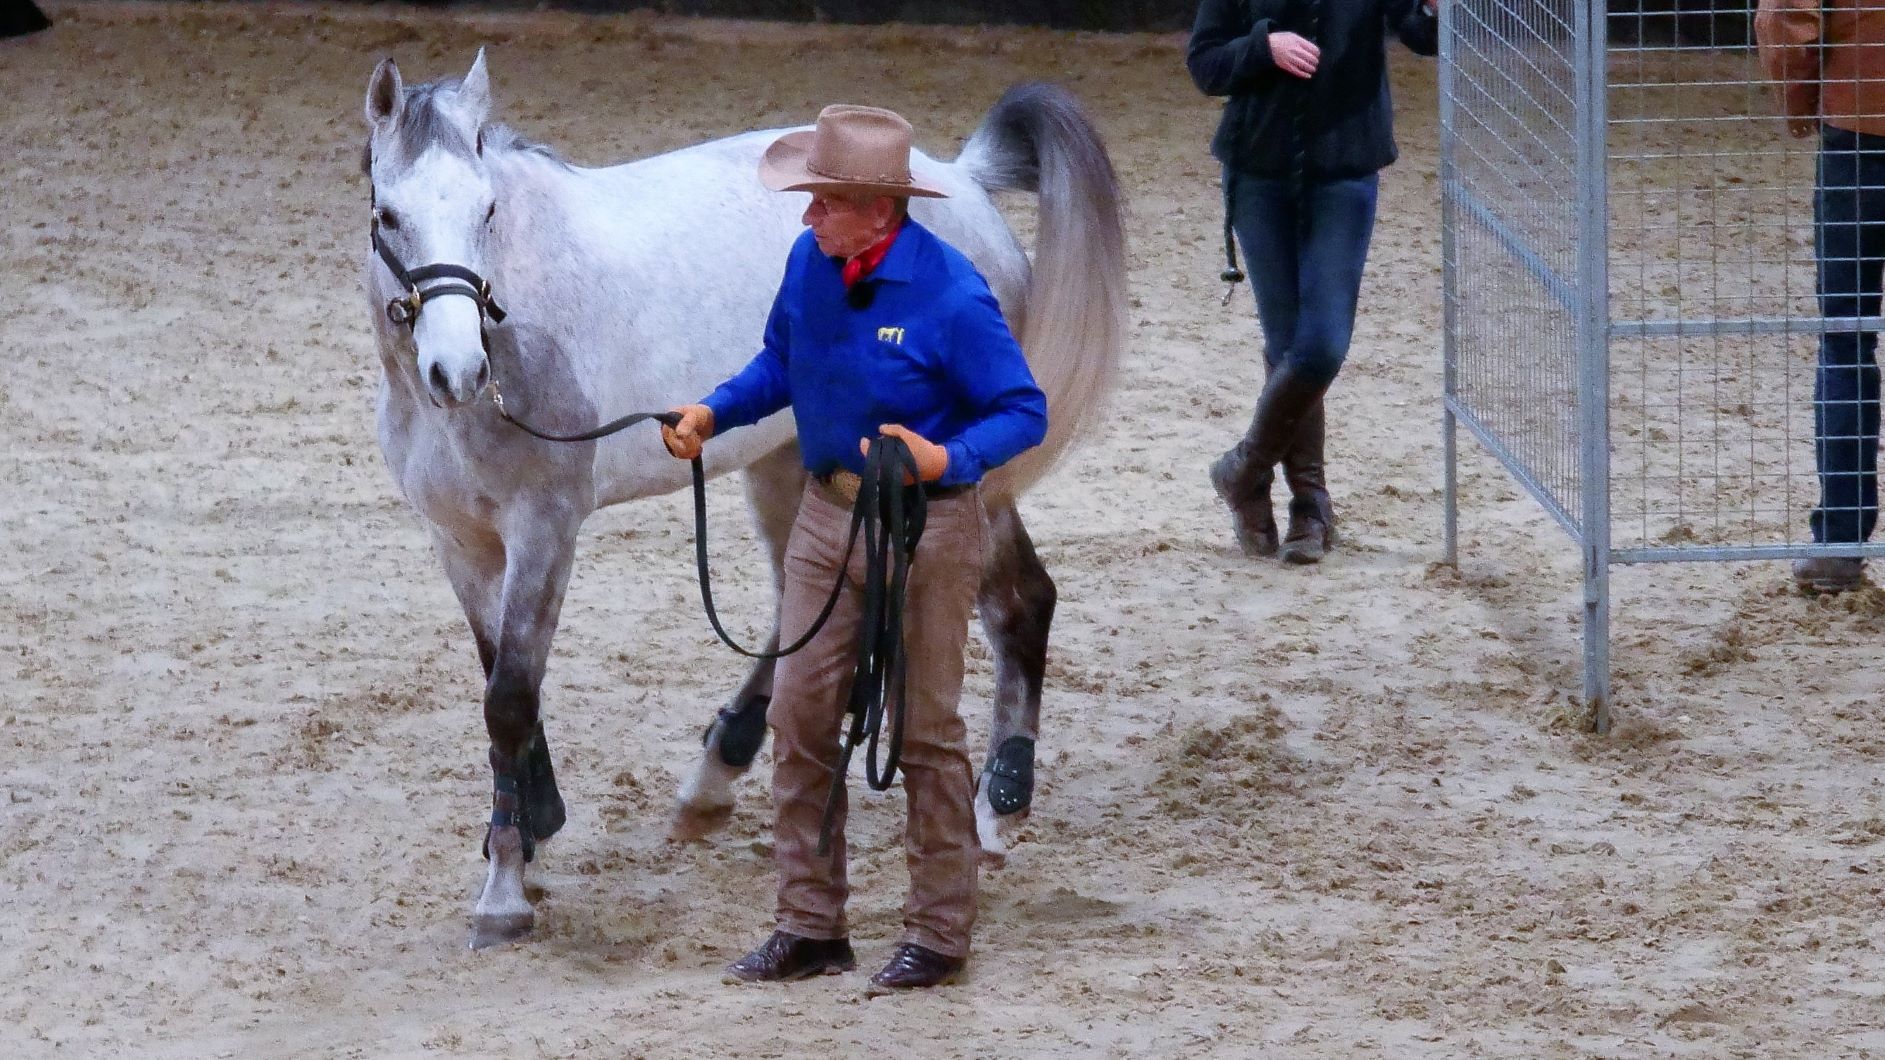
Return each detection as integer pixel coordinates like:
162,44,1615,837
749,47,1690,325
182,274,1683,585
822,471,862,506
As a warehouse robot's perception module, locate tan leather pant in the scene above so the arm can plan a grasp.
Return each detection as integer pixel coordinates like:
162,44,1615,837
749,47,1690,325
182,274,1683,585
768,481,984,958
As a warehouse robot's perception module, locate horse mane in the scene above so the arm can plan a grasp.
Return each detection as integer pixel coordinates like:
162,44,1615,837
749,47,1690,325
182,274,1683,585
479,124,569,167
360,78,570,175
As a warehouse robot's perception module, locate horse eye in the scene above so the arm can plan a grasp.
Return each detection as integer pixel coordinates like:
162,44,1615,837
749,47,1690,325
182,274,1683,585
484,204,496,225
376,208,399,231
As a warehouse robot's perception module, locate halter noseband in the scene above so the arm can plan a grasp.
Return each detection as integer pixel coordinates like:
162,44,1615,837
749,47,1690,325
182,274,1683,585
371,223,508,328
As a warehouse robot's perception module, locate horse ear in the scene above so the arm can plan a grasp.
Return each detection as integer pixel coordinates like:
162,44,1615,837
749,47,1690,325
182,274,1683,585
366,58,404,130
457,48,493,131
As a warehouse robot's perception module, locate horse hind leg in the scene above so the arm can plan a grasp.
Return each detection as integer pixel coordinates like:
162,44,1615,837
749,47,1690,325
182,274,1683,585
975,498,1055,866
671,443,806,841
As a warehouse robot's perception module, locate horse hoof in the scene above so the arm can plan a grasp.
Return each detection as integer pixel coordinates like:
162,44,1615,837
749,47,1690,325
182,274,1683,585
667,801,733,843
467,911,534,950
975,780,1028,866
674,753,741,842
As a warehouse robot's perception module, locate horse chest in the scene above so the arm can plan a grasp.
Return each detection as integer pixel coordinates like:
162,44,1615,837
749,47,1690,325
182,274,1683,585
403,459,503,535
380,417,507,535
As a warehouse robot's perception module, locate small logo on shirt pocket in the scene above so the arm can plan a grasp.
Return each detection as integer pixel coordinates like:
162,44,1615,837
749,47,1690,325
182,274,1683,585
876,326,906,345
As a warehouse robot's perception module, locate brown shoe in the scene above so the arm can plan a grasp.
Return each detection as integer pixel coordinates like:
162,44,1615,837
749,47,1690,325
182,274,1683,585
1793,556,1864,594
724,931,856,983
866,943,964,992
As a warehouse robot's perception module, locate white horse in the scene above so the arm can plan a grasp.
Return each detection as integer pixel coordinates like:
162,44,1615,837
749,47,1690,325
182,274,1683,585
362,51,1126,948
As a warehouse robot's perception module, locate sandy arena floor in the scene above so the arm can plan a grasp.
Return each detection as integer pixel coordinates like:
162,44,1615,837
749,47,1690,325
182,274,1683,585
3,2,1883,1056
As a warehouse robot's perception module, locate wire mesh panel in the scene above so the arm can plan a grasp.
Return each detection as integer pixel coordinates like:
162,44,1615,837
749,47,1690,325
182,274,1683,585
1443,0,1590,536
1607,5,1840,558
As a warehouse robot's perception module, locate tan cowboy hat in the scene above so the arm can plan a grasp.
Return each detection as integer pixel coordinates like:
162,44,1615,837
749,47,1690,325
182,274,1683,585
759,104,949,199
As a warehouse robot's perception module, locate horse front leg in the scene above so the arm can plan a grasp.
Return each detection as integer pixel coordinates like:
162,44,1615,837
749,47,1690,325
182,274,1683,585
671,444,805,841
974,498,1056,866
436,525,570,850
470,517,579,949
433,526,503,678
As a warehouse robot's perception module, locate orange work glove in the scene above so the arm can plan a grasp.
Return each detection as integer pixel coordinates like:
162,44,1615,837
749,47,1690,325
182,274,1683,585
661,404,715,460
861,424,950,483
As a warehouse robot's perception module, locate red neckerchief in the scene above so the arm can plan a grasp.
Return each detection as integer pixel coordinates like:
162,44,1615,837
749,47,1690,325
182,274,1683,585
841,221,903,289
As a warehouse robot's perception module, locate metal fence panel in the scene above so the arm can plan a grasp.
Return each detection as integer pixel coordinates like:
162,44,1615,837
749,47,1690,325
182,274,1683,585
1444,0,1590,539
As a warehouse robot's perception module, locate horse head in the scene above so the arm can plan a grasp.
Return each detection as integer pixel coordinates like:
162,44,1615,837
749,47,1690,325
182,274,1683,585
363,50,502,409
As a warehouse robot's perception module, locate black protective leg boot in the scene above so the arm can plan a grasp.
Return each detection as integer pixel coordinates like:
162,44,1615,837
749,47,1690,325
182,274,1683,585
1278,397,1335,564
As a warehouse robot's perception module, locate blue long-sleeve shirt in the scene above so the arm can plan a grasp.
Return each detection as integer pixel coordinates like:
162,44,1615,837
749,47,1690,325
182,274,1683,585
702,220,1048,489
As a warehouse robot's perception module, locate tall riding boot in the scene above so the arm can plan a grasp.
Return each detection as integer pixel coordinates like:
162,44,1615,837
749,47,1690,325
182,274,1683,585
1210,365,1328,558
1209,435,1278,557
1278,397,1336,564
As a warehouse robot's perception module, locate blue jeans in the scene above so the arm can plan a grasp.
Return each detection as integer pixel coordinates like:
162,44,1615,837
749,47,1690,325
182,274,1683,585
1230,171,1380,388
1814,126,1885,544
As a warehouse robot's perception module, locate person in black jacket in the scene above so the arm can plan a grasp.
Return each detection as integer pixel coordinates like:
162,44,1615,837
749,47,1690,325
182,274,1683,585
1190,0,1437,563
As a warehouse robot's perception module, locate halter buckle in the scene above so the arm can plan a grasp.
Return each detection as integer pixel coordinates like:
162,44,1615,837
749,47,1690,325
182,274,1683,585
386,290,420,326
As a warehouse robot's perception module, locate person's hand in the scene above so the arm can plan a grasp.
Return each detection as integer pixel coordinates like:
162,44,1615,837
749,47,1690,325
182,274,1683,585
861,424,949,483
661,404,714,459
1269,32,1320,79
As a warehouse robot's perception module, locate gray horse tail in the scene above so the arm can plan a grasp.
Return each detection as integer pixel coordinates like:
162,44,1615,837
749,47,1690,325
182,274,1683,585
958,83,1129,496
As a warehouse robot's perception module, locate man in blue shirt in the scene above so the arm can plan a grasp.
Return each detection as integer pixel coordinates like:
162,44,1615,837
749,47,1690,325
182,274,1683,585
663,104,1047,990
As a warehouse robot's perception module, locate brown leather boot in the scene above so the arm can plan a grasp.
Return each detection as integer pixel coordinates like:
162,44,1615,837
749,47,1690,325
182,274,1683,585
1792,555,1864,593
724,931,856,983
866,943,965,992
1278,397,1336,565
1209,442,1277,557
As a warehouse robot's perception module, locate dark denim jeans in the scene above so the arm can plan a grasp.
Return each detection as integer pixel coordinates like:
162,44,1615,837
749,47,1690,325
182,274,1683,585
1229,170,1380,388
1814,125,1885,544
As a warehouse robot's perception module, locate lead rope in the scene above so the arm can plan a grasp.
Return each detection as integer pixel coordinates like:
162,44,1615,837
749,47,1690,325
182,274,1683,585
1292,0,1320,244
1219,0,1256,306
